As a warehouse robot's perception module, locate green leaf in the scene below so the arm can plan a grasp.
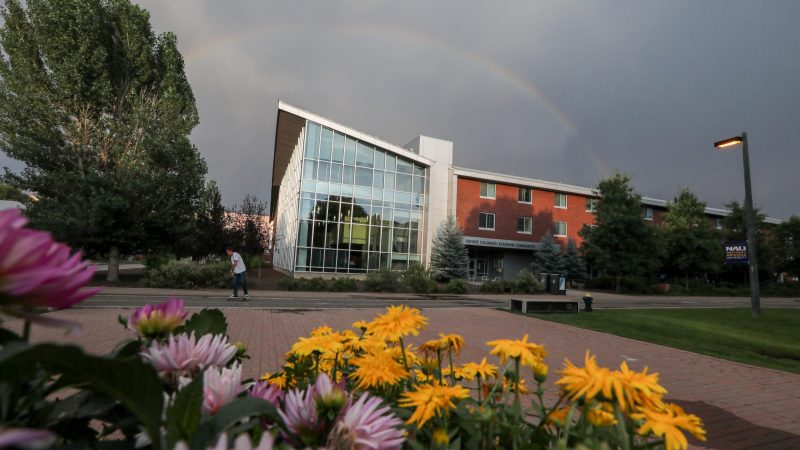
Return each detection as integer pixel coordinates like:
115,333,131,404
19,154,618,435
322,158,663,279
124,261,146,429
165,375,203,448
190,397,281,449
0,328,21,345
175,309,227,337
0,343,164,450
110,339,142,359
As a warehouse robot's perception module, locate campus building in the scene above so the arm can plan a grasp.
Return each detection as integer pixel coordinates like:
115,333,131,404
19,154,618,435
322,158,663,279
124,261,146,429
270,102,778,279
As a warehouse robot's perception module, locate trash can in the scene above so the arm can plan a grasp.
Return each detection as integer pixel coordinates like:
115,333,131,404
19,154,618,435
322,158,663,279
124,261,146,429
547,273,560,294
582,292,593,312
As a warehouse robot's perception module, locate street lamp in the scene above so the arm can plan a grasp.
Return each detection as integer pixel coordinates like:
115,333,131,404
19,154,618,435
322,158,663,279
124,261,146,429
714,132,760,317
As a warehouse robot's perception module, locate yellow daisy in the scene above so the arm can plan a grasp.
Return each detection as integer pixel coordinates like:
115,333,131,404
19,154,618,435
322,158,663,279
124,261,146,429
437,333,465,355
352,320,369,331
608,361,667,412
555,352,612,403
632,403,706,450
267,373,287,389
310,325,334,336
486,334,547,368
351,350,409,389
367,305,428,342
399,384,470,428
586,402,617,427
289,334,344,357
461,357,498,381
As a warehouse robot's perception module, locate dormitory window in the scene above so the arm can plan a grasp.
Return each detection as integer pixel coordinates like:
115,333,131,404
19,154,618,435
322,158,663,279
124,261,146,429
518,187,532,203
554,192,567,208
643,207,654,221
517,217,532,234
479,212,495,230
586,198,598,213
480,182,496,199
715,218,723,230
553,221,567,237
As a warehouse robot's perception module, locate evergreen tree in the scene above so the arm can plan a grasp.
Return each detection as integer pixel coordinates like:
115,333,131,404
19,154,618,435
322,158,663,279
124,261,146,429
774,216,800,279
579,174,662,291
561,238,588,282
191,180,226,259
531,231,563,274
662,189,721,289
430,215,468,281
0,0,207,281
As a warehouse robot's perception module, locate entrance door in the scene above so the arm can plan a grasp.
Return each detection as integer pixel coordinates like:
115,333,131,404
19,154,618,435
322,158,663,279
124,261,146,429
469,257,489,280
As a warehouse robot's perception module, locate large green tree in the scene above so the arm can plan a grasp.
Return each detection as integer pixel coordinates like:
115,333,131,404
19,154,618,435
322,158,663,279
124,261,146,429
0,0,207,281
561,238,588,283
661,189,721,289
774,216,800,279
720,201,774,283
579,174,661,291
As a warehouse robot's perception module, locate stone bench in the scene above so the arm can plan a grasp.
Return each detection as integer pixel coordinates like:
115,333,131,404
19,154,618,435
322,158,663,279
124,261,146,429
510,298,579,314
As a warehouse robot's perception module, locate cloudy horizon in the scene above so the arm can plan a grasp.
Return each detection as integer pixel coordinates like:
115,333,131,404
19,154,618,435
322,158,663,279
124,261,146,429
2,1,798,220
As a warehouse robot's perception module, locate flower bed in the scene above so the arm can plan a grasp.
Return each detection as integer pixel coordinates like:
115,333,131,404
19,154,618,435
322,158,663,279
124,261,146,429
0,209,705,449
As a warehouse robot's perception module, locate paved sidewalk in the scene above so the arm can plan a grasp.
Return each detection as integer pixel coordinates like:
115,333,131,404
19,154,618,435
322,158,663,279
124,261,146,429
19,307,800,450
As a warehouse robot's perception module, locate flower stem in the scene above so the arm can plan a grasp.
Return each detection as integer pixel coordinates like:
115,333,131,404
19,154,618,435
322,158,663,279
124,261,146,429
399,337,411,387
22,319,31,342
447,347,456,386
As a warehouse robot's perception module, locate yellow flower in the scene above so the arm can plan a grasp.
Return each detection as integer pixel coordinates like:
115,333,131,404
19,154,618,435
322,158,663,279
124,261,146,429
586,402,617,427
546,406,571,425
441,367,468,381
608,361,667,412
390,343,419,366
486,334,547,368
289,334,344,357
267,373,287,389
534,362,549,383
502,377,529,394
461,357,498,381
432,428,449,446
351,350,409,389
311,325,334,336
555,352,612,403
399,384,470,428
367,305,428,342
352,320,369,331
632,403,706,450
259,371,271,381
437,333,465,355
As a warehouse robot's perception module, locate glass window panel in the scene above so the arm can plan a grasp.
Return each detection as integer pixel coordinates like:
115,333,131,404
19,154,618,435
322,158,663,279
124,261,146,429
384,171,395,190
311,248,324,267
355,186,372,199
356,143,374,168
370,209,382,226
351,224,368,246
383,190,394,203
300,199,314,220
391,254,408,270
380,253,390,269
296,246,310,267
393,228,409,253
302,180,316,193
330,163,343,184
555,193,567,208
368,252,380,269
412,176,423,194
337,225,349,249
396,192,411,204
373,170,384,189
381,227,392,251
316,182,329,194
382,208,393,226
518,187,532,203
329,183,341,195
408,254,421,263
409,230,419,253
336,250,349,269
305,122,320,159
341,184,353,196
324,249,335,266
332,132,345,162
318,161,330,182
371,188,384,201
413,165,425,176
384,154,396,172
368,226,381,251
302,160,316,180
396,174,412,192
320,127,333,160
374,151,385,171
352,199,370,223
396,159,412,174
344,138,357,165
325,222,338,248
353,250,368,270
342,166,355,185
409,211,420,230
340,202,353,223
394,209,410,227
355,167,373,187
301,191,314,200
298,221,312,247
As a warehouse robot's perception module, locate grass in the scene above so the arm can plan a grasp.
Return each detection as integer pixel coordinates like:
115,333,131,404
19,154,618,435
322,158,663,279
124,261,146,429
528,308,800,374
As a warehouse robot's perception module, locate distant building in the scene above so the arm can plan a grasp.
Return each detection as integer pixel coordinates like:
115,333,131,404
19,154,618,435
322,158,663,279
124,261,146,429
269,101,781,279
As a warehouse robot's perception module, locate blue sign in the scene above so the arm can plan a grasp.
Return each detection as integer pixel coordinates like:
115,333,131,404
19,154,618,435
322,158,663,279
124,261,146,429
724,241,749,264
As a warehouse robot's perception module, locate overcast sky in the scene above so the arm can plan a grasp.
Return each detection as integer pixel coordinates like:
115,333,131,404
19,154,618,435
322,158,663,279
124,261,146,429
4,1,799,219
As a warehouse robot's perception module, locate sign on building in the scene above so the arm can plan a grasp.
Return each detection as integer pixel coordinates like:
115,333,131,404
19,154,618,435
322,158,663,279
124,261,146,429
723,241,748,264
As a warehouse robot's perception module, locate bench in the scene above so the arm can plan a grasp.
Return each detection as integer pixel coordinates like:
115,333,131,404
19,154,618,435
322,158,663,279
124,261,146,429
510,298,579,314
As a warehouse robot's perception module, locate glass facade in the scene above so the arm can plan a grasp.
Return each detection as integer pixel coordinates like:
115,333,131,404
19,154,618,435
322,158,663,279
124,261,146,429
295,121,427,273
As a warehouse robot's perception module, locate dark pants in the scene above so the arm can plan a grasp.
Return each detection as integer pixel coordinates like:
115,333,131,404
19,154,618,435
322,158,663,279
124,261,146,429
233,272,248,296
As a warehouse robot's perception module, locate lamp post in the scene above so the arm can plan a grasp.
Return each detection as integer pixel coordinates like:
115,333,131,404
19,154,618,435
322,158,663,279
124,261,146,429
714,132,760,317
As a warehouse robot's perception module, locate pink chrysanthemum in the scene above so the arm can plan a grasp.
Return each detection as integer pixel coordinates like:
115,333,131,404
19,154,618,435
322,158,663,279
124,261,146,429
203,363,245,415
328,394,405,450
175,432,274,450
279,384,319,437
0,209,99,311
248,380,285,407
127,297,188,337
140,333,237,377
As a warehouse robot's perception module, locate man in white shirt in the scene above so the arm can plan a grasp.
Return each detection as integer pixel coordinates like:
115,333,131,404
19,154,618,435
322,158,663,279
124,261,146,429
226,246,248,301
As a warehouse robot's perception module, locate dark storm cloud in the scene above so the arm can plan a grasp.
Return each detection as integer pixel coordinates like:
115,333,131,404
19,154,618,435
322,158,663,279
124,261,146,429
3,1,798,219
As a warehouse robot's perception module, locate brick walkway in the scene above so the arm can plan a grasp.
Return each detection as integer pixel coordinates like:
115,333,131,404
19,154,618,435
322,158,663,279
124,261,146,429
19,307,800,450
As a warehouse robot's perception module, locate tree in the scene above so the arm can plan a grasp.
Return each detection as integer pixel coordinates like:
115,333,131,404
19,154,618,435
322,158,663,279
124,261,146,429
721,201,774,283
0,183,28,203
430,215,468,281
579,174,661,292
773,215,800,279
561,238,588,283
662,189,722,289
0,0,207,281
530,232,563,275
181,180,226,260
225,194,270,257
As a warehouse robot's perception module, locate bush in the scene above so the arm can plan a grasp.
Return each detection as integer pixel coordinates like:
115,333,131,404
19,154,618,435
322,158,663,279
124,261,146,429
143,261,229,289
443,279,468,294
331,277,358,292
276,277,297,291
143,252,174,270
515,270,543,293
403,263,437,293
583,276,660,294
365,268,401,292
480,279,515,294
297,277,328,292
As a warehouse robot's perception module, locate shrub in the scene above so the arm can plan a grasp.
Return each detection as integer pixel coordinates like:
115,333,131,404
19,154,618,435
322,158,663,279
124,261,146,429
330,277,358,292
364,268,401,292
276,277,297,291
297,277,328,291
443,279,468,294
480,280,515,293
143,261,229,289
143,252,173,270
515,270,543,293
403,263,437,293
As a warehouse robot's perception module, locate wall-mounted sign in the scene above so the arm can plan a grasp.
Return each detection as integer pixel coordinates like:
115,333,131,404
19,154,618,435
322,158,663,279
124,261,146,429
463,236,539,251
724,241,748,264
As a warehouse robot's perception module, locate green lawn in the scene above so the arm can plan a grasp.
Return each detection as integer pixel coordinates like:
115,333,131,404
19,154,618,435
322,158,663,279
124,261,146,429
528,308,800,373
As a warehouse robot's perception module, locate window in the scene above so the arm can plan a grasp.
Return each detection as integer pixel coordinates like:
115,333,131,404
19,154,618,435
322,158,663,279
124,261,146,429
586,198,598,213
518,187,532,203
479,212,495,230
554,192,567,208
553,221,567,237
517,217,532,234
480,182,496,199
643,207,654,221
715,218,723,230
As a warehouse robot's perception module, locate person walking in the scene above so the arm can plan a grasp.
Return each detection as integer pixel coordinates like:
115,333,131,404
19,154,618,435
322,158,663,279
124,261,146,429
226,246,248,301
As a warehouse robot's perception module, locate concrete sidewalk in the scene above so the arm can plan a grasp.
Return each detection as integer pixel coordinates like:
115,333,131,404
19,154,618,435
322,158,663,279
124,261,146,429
19,307,800,450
